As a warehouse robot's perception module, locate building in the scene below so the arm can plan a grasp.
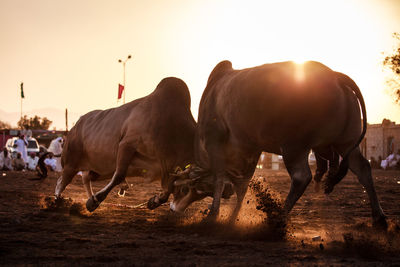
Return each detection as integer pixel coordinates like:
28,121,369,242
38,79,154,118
363,119,400,162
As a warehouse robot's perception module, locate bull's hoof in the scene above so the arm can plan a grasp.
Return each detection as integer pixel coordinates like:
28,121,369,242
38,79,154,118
373,215,388,230
324,182,334,194
86,195,100,212
314,181,321,192
52,195,67,208
54,196,64,206
147,195,161,210
202,212,218,224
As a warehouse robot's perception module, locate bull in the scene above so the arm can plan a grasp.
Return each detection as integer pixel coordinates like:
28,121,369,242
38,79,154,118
170,60,387,228
54,77,196,212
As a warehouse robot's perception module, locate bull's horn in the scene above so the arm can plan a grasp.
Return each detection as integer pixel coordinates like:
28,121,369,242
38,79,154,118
173,179,192,186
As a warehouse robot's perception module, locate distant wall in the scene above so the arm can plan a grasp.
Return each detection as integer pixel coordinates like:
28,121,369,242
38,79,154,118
364,120,400,161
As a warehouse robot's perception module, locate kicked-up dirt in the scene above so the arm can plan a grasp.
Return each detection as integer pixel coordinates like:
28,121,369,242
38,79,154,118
0,168,400,266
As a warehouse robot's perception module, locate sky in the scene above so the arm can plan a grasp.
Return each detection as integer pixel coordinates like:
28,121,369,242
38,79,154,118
1,0,400,130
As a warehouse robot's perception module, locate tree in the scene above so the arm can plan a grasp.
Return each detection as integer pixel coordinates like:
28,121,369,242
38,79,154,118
0,120,12,129
17,115,52,130
383,32,400,103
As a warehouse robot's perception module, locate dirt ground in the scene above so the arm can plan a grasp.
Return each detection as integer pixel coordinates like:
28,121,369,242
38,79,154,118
1,168,400,266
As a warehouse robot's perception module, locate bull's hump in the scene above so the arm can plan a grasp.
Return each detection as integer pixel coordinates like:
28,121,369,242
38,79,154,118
153,77,191,107
157,77,187,90
207,60,233,85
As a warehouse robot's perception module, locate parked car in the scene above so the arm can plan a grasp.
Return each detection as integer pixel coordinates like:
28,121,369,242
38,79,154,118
5,137,40,158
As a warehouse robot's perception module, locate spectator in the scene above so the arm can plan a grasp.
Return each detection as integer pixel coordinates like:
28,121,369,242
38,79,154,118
47,137,63,172
0,148,13,171
26,152,39,171
15,134,28,163
381,150,400,170
36,152,49,178
44,152,57,171
38,145,47,155
12,153,25,171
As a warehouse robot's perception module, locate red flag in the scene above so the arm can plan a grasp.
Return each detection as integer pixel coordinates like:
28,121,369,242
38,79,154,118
118,84,124,100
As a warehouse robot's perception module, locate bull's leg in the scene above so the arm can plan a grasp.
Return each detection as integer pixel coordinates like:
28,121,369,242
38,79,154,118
81,171,99,198
206,170,225,221
281,147,312,213
347,148,387,228
86,145,134,212
325,151,340,181
314,153,328,182
229,155,259,223
55,167,78,198
203,139,227,221
148,168,172,209
147,191,170,210
314,153,328,192
229,180,249,224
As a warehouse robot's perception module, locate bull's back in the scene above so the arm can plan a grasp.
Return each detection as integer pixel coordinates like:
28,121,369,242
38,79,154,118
205,61,356,150
63,102,141,173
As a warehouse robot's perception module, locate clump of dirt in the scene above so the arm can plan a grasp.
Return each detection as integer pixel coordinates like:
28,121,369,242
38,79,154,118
40,196,88,217
159,201,285,242
248,179,287,240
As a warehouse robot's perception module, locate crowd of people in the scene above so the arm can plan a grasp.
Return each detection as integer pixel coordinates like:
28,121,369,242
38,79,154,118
0,134,64,178
369,150,400,170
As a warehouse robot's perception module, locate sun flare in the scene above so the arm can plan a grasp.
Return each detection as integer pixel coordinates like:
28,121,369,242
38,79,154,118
294,62,305,82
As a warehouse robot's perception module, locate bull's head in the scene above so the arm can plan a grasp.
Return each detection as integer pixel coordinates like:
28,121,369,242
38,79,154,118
169,165,234,212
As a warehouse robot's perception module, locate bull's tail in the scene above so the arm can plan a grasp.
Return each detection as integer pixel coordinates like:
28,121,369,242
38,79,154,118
324,72,367,194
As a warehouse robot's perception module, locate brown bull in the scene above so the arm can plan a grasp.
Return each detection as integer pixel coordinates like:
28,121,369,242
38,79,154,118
170,60,387,228
55,77,196,212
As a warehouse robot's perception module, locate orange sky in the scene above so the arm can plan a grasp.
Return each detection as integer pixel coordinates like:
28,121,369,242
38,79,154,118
1,0,400,129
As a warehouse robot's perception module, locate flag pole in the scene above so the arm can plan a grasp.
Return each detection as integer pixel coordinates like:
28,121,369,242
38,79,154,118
118,55,132,105
65,108,68,132
20,82,24,128
123,61,126,104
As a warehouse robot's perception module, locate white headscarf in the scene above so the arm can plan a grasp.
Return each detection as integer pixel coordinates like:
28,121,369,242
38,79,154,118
47,137,63,156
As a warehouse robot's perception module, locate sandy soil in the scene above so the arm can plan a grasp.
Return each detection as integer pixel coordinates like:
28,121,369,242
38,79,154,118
0,168,400,266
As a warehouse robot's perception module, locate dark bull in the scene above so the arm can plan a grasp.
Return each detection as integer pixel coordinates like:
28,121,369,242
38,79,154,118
170,60,387,228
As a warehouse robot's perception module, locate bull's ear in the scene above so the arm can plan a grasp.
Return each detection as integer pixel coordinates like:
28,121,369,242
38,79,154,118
173,179,192,186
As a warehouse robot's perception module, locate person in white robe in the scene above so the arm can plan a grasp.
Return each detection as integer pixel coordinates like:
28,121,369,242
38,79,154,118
15,135,28,163
380,150,400,170
0,148,13,171
26,153,39,171
47,137,63,172
12,153,25,171
44,153,57,171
